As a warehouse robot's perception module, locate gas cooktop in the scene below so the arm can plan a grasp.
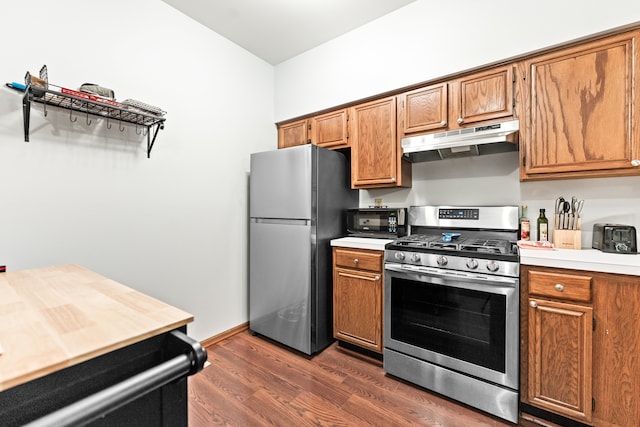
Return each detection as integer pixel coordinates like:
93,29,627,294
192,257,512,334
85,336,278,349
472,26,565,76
389,233,516,256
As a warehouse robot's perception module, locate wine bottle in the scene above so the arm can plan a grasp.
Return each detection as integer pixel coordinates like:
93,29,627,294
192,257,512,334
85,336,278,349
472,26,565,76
537,208,549,241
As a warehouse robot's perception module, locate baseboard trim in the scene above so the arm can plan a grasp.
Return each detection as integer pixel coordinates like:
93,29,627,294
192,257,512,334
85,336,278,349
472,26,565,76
200,322,249,348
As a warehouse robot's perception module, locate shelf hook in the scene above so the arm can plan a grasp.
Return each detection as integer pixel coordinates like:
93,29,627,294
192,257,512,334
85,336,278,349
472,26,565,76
119,110,125,132
106,113,112,130
43,101,47,118
85,103,92,126
135,122,142,136
69,106,77,123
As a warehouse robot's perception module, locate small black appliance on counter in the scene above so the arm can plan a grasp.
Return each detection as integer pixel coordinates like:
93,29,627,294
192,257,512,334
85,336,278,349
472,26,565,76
592,223,637,254
346,207,407,238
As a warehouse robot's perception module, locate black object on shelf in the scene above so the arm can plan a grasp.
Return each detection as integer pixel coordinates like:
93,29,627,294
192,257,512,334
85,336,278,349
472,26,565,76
21,65,166,158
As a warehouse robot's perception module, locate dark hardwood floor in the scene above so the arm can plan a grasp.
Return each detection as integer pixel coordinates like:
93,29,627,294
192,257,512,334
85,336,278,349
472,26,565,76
188,331,524,426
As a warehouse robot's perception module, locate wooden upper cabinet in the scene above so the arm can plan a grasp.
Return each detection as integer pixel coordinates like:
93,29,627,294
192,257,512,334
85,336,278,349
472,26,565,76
397,65,515,140
310,109,349,149
277,119,309,149
398,83,448,137
451,65,515,128
522,30,640,180
351,96,411,189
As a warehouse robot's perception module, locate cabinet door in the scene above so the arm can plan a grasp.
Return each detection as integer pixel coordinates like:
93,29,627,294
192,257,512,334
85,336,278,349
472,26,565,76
523,30,640,179
527,298,593,423
451,65,514,127
311,109,349,149
398,83,448,137
333,267,383,353
278,119,309,149
351,96,400,188
592,273,640,426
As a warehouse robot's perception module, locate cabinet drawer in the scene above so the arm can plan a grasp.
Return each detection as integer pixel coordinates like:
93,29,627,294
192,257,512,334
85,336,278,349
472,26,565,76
334,248,383,272
528,270,592,302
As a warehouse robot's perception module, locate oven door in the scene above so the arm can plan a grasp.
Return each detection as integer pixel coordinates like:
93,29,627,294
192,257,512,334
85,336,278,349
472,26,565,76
384,263,519,390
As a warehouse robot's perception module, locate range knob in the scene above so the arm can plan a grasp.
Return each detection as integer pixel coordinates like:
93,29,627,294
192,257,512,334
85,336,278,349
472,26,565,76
410,253,421,263
486,260,500,272
394,252,406,261
436,255,448,266
466,258,479,270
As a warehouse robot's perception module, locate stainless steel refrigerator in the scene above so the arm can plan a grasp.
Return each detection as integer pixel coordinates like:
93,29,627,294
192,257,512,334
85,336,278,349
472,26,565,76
249,144,358,355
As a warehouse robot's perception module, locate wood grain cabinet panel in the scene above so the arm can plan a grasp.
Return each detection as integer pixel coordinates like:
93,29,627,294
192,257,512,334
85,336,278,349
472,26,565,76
527,298,593,423
332,247,384,353
522,30,640,180
398,83,448,137
521,265,640,427
351,96,411,189
310,109,349,149
451,65,514,128
277,119,309,149
591,273,640,427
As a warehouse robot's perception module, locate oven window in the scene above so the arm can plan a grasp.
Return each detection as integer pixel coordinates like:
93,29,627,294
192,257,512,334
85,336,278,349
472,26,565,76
390,277,506,372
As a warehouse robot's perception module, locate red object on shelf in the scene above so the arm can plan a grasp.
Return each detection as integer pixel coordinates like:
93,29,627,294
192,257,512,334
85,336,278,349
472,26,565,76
60,87,121,107
0,265,6,273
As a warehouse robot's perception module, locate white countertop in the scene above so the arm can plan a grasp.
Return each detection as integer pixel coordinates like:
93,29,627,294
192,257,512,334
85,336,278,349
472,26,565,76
520,247,640,276
330,237,393,251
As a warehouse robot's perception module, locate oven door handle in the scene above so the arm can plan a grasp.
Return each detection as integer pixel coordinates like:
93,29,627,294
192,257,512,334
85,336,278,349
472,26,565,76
384,263,519,288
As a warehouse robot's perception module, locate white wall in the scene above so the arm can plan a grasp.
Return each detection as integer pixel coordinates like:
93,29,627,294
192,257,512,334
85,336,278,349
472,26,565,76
274,0,640,247
0,0,275,341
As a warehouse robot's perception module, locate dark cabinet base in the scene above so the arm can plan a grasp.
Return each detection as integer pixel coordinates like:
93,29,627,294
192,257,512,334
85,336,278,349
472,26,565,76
0,327,195,427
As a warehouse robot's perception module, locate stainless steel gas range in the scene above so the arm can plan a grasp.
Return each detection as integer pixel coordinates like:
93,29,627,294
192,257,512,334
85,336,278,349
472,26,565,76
383,205,520,423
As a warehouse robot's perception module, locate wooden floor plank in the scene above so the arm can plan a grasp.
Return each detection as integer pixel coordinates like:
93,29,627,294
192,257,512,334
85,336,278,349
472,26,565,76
188,331,520,426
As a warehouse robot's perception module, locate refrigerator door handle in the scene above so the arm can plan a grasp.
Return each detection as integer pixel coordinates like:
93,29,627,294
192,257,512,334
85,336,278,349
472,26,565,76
251,218,311,226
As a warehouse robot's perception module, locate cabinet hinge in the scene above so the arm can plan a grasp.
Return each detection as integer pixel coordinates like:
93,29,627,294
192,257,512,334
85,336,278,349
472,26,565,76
522,154,526,167
522,70,526,80
346,131,350,139
593,317,596,331
307,124,311,131
512,66,516,83
592,397,596,412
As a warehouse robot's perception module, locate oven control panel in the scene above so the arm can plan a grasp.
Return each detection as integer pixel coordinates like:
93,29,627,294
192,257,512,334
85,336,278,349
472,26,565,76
439,208,479,220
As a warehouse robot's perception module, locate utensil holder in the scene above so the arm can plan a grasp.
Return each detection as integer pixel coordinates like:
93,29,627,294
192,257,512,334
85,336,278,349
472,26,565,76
553,229,581,250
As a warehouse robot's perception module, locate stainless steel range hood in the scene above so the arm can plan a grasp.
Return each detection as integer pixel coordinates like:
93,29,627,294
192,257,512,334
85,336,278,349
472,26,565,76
401,119,519,163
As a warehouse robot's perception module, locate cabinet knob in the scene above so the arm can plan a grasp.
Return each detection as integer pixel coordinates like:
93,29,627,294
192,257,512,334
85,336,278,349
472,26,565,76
457,117,464,124
440,120,447,126
374,275,380,281
529,301,538,308
353,258,359,265
631,159,640,167
555,284,564,292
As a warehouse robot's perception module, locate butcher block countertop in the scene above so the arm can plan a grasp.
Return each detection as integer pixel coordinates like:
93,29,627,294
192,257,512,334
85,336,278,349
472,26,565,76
0,264,193,392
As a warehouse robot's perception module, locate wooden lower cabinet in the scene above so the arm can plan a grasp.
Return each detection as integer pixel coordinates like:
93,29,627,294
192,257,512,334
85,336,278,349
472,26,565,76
521,265,640,427
332,247,383,353
527,298,593,423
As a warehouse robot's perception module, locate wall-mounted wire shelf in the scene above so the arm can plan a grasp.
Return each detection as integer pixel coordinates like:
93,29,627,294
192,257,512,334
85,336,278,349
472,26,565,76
21,66,166,158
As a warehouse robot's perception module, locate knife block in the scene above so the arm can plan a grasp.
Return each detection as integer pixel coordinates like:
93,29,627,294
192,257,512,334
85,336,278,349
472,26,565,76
553,229,581,249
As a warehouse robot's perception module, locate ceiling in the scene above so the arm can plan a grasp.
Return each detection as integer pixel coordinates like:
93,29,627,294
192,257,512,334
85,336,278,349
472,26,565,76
161,0,416,65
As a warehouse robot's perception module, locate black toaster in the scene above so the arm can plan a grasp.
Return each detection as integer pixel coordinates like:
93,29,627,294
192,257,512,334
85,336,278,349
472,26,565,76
592,223,637,254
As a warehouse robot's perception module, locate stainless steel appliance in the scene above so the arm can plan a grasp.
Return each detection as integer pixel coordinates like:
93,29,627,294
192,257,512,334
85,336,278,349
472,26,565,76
383,205,520,423
346,207,407,238
249,144,358,355
401,119,519,163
